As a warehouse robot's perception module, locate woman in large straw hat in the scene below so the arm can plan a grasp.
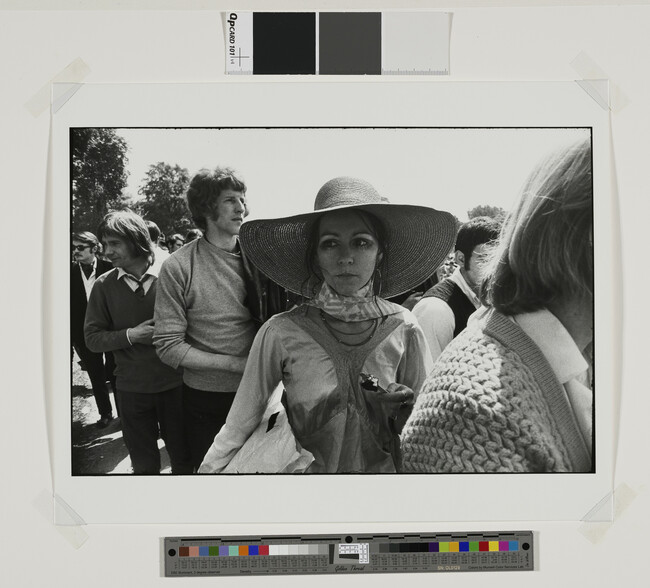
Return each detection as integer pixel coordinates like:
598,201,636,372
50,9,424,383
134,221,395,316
199,177,456,473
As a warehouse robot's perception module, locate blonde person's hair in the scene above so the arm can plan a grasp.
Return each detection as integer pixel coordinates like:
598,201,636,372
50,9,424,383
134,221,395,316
481,138,593,315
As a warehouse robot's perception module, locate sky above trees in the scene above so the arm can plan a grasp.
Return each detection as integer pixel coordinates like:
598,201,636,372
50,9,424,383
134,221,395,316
115,127,587,223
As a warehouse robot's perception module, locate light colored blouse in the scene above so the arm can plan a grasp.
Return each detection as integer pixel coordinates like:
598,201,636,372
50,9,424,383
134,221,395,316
199,304,433,474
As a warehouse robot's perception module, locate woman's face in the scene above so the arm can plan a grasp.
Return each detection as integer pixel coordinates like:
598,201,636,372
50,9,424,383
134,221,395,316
316,210,382,297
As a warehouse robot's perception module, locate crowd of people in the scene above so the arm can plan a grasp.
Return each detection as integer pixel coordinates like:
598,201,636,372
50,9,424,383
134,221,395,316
72,137,594,475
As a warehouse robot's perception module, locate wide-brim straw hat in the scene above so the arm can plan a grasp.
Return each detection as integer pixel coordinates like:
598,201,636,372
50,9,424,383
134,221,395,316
240,177,457,299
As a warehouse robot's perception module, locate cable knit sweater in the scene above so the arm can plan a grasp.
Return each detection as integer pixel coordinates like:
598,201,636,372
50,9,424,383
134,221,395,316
401,308,592,473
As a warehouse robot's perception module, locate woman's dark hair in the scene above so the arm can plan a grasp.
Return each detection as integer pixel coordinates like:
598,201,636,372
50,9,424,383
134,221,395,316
186,167,246,232
302,208,388,298
480,138,593,315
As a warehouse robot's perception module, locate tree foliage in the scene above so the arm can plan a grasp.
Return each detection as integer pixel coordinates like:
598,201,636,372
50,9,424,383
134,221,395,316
136,162,193,236
467,204,507,222
72,128,131,233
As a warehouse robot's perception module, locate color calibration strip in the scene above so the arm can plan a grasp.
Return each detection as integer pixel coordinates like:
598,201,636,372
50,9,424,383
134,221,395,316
165,532,534,576
223,12,451,75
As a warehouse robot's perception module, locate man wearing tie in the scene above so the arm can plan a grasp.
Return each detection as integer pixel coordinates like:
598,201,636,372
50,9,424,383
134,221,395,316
84,211,190,474
71,232,114,428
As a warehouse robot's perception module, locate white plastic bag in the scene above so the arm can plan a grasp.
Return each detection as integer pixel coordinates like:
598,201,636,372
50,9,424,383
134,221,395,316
222,405,314,474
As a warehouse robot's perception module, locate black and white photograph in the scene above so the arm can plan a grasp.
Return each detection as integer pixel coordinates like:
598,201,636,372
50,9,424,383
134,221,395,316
50,81,614,524
8,5,650,587
70,125,594,477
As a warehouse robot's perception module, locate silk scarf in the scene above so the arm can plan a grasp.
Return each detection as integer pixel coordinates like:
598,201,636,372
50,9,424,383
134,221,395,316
306,281,403,322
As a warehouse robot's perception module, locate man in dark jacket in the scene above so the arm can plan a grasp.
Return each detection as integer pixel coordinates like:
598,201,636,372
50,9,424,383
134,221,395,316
71,231,115,427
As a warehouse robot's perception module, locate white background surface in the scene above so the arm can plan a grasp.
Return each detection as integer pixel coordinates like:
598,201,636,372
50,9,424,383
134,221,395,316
1,1,649,586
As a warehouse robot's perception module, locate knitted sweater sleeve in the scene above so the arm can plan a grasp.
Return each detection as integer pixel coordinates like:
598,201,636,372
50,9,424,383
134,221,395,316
400,334,531,473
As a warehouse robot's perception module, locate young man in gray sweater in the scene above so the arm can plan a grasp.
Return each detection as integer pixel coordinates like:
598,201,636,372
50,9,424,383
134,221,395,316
154,167,284,472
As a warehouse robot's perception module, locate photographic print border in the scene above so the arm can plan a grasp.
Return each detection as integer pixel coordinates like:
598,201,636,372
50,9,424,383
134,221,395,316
50,81,615,523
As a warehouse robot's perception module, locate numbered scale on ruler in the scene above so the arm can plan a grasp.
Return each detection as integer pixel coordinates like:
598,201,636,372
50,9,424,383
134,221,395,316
164,531,534,577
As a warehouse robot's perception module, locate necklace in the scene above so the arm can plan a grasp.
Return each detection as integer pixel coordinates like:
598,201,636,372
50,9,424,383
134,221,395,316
320,309,380,347
319,310,375,334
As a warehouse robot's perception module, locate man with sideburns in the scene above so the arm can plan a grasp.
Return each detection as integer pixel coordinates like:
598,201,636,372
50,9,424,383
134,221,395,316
84,210,191,475
154,167,285,472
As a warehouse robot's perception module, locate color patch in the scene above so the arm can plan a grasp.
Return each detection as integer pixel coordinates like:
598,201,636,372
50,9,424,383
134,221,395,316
259,545,269,556
319,13,382,74
381,11,451,74
489,541,499,552
429,542,439,552
239,545,248,556
499,541,509,552
439,542,449,553
225,11,451,76
460,542,469,552
248,545,259,556
199,546,209,556
469,542,479,552
509,541,519,551
219,546,228,556
253,13,316,74
209,546,219,556
449,542,459,552
188,546,199,557
229,545,238,556
179,546,189,557
479,542,489,552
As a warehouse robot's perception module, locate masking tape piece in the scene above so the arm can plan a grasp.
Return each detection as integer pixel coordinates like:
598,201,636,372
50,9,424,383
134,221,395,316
55,493,86,526
35,492,89,549
578,483,639,544
52,83,84,114
581,487,614,523
576,79,610,112
570,51,629,113
54,493,88,548
56,522,89,550
24,57,90,117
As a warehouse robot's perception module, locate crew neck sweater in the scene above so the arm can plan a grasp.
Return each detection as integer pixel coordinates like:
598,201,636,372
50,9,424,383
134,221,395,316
84,269,182,394
154,237,257,392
